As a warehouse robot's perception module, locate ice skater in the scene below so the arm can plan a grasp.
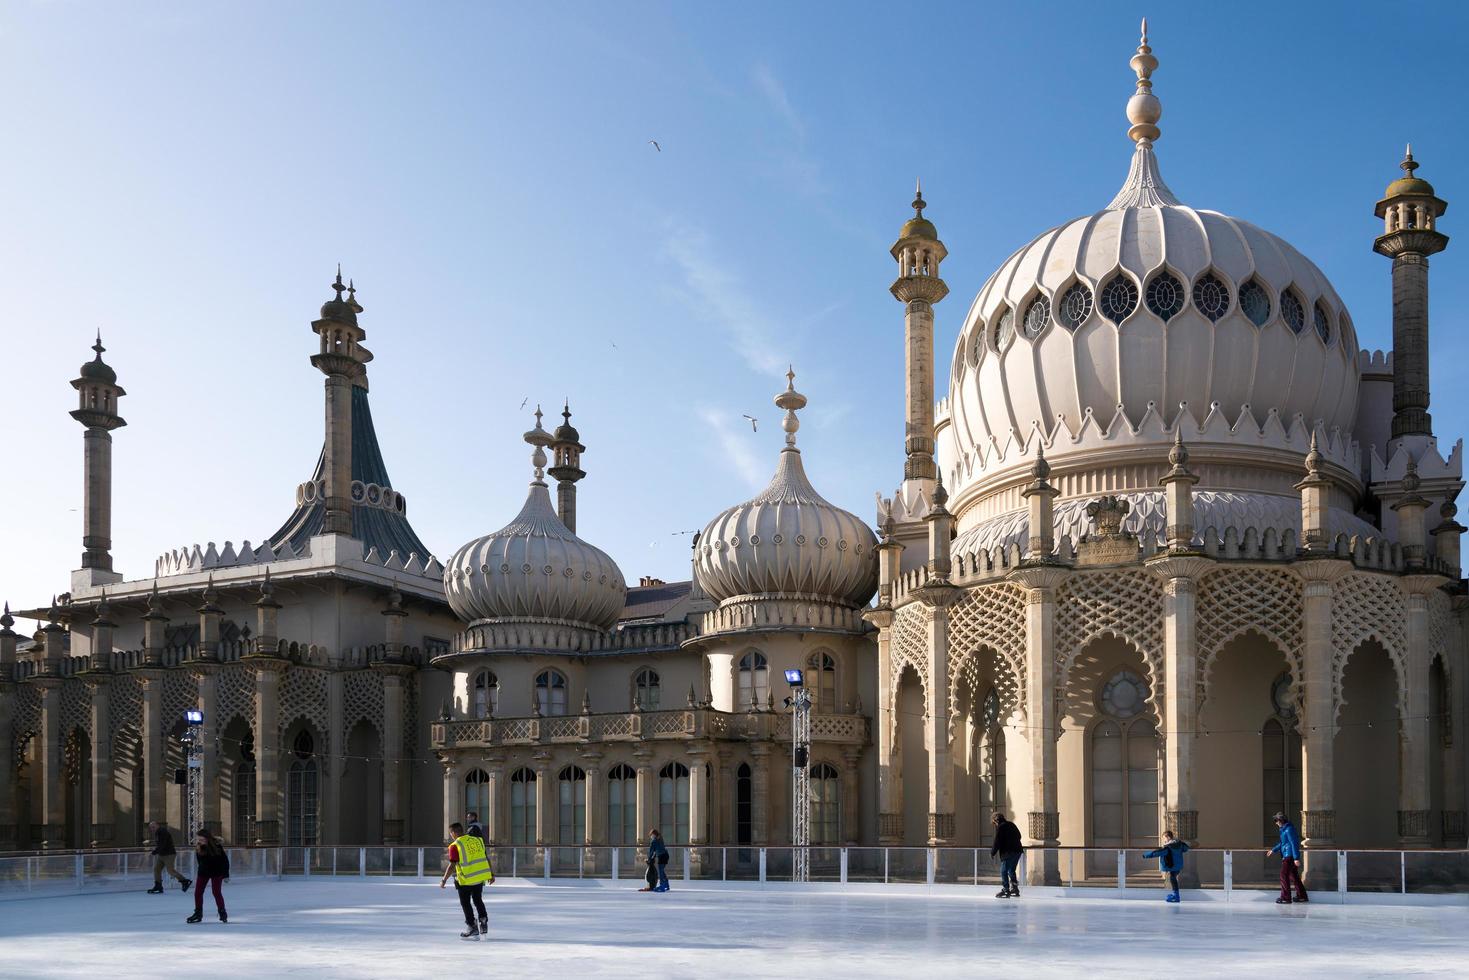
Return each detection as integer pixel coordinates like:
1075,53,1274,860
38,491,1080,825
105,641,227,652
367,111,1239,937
466,811,486,842
648,828,670,892
440,821,494,940
186,828,229,924
1143,829,1191,902
146,820,191,895
1267,812,1308,904
990,812,1023,898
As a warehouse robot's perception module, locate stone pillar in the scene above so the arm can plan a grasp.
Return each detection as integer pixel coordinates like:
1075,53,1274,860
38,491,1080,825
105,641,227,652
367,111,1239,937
582,752,604,846
85,676,114,845
194,665,221,835
534,757,553,846
378,671,409,844
920,596,959,844
841,745,861,845
688,744,708,846
486,755,506,845
1297,559,1351,846
1399,577,1442,845
1148,556,1212,844
440,759,458,843
1445,596,1469,846
0,608,16,849
35,676,65,847
750,742,771,844
1011,565,1067,882
137,669,167,828
1022,448,1059,558
634,749,654,842
323,670,345,844
868,607,901,843
713,748,731,845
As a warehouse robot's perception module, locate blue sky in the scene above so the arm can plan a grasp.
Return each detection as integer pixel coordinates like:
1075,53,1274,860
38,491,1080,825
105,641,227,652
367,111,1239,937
2,1,1467,612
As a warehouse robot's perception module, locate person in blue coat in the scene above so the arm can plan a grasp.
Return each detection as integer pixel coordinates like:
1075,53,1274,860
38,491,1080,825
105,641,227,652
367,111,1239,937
1266,812,1308,904
1143,830,1190,902
647,829,670,892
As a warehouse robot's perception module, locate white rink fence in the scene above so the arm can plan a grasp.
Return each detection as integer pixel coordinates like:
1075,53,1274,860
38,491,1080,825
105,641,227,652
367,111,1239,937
1,845,1466,905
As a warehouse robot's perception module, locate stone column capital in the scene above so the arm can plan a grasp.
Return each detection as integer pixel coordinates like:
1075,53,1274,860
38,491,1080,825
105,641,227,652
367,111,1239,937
1145,554,1214,584
1292,557,1354,588
1009,563,1070,595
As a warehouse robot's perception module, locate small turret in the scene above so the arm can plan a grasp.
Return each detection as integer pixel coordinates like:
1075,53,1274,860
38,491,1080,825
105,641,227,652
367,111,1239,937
548,401,586,533
70,334,126,575
891,181,949,486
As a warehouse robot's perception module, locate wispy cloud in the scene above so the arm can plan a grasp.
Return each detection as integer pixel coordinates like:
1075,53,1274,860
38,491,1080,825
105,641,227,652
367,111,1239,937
698,406,765,490
752,62,805,140
750,62,824,196
664,221,787,375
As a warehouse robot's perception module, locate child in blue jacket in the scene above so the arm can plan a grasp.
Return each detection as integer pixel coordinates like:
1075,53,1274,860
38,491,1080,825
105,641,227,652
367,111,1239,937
1143,830,1190,902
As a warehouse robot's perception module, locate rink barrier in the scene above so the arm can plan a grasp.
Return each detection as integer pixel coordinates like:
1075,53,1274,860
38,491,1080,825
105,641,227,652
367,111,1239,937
2,845,1466,904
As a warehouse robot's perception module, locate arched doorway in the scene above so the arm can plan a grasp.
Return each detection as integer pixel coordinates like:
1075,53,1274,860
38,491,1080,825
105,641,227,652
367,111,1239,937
896,665,928,845
1334,639,1399,847
343,720,382,844
63,727,90,848
285,728,320,847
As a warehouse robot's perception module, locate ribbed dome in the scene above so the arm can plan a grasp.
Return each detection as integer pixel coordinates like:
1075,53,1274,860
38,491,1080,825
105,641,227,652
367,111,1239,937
695,372,877,608
443,426,626,632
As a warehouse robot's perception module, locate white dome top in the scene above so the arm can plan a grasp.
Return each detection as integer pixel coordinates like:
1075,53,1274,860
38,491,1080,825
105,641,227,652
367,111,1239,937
944,27,1359,489
444,420,626,633
695,373,877,608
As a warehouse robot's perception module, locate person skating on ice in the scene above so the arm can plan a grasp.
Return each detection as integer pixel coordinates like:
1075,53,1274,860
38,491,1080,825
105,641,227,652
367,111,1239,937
1143,830,1191,902
146,820,191,895
1267,812,1308,904
440,821,494,940
647,829,670,892
185,827,229,923
990,812,1024,898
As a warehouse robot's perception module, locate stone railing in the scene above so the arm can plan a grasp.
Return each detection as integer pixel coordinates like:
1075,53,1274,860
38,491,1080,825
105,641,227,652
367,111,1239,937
431,707,870,749
699,597,869,638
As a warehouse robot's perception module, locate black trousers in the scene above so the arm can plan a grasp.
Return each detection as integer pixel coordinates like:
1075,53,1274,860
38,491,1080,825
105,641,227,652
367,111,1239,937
456,882,486,926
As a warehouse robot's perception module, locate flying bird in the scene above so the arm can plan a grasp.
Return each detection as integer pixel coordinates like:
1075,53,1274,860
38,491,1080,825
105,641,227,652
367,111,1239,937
742,415,758,432
648,140,661,152
519,397,528,410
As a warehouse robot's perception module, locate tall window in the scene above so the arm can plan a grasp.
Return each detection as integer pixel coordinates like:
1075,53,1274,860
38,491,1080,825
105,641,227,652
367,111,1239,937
634,668,660,710
535,670,568,716
465,769,490,828
738,652,769,708
607,763,638,845
810,762,840,844
978,688,1006,833
510,768,537,845
558,766,587,845
235,731,256,846
1090,670,1158,848
472,671,499,719
1262,674,1302,843
808,651,837,712
659,762,690,844
286,729,319,847
735,763,753,846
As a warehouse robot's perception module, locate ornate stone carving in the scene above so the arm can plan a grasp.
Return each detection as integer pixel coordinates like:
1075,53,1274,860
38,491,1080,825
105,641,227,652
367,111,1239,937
1303,809,1335,843
1027,810,1059,842
928,812,955,841
1165,809,1198,841
1397,809,1430,841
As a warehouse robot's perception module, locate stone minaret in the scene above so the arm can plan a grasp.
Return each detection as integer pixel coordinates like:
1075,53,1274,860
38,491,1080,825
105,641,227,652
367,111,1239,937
309,270,372,537
890,181,948,486
70,334,126,575
548,401,586,533
1373,146,1448,441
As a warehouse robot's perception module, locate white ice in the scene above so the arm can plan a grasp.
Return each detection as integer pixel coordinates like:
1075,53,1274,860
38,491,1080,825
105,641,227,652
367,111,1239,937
1,879,1465,979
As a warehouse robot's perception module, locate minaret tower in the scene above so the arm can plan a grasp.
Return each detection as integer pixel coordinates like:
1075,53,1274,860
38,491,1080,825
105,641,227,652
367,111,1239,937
1374,146,1449,442
309,269,372,537
548,401,586,533
890,180,948,487
70,333,126,582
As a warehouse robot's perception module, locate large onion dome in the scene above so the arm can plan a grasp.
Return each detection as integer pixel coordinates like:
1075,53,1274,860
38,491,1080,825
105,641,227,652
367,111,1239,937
444,411,626,632
695,371,877,608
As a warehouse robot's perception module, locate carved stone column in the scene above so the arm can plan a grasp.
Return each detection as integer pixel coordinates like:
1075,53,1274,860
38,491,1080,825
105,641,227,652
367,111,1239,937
485,753,506,845
841,745,862,845
83,674,114,845
1399,576,1444,845
1147,555,1213,843
1446,595,1469,846
1011,564,1067,884
136,668,167,829
914,584,960,844
439,758,458,844
34,675,65,848
1296,559,1352,846
192,663,221,836
375,667,413,845
533,754,552,846
246,659,286,845
867,607,901,843
582,750,604,846
323,670,345,844
749,742,771,845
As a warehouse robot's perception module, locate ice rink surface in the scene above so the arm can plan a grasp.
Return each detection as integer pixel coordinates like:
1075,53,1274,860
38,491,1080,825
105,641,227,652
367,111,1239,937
2,879,1465,979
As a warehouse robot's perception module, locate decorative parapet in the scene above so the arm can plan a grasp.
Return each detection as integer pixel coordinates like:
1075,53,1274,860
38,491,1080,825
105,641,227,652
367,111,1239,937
11,639,430,679
430,707,868,750
697,596,869,638
154,537,444,580
445,618,694,660
1370,438,1464,486
1358,348,1393,377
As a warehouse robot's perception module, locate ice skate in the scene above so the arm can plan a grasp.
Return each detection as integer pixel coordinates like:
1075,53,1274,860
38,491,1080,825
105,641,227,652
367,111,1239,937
478,916,488,935
180,877,192,893
146,884,164,894
995,888,1010,898
219,910,228,923
186,910,203,924
460,925,480,941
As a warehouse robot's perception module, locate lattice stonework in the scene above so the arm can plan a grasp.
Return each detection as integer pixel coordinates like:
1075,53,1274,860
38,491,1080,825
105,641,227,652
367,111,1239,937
1197,568,1305,696
279,667,330,751
343,670,385,745
947,583,1028,726
109,673,142,741
13,685,40,767
1428,590,1452,674
60,680,92,738
1056,570,1165,702
890,604,931,696
217,666,256,730
1331,573,1407,719
162,672,197,730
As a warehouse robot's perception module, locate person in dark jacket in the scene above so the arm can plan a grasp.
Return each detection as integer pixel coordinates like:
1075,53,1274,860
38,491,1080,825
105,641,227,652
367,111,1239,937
648,829,670,893
1143,830,1191,902
147,821,191,895
465,812,486,842
186,828,230,923
1267,812,1308,904
990,812,1024,898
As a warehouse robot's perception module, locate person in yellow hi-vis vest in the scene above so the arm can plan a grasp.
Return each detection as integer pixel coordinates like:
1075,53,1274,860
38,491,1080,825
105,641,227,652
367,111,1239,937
439,821,494,940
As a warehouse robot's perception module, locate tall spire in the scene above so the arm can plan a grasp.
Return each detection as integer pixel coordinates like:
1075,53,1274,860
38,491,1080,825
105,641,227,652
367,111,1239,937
775,366,807,450
1107,18,1180,210
524,406,551,484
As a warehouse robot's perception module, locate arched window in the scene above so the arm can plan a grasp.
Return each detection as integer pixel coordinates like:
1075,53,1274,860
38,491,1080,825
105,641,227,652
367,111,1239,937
659,762,691,844
978,689,1005,832
634,668,660,710
735,763,753,846
1099,274,1138,325
810,762,840,844
807,651,837,712
1262,673,1302,843
607,763,638,845
472,671,499,719
235,730,256,846
1239,279,1271,326
738,652,769,708
1090,671,1159,848
509,768,537,845
558,766,587,845
286,729,319,847
465,769,490,827
535,670,568,716
1145,271,1184,321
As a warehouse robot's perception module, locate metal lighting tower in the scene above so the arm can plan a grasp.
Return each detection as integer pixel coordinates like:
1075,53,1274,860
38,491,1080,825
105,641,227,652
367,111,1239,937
182,709,204,837
784,669,812,882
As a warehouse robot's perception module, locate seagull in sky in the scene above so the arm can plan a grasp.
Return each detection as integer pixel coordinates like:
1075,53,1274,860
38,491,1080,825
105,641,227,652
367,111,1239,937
519,397,528,410
648,140,661,152
742,415,758,432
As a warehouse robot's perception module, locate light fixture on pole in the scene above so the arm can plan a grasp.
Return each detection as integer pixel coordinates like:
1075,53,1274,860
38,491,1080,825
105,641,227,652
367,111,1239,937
784,668,811,882
181,709,204,838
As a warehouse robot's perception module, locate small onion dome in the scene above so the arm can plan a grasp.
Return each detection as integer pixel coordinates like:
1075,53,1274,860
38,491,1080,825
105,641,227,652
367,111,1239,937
443,412,625,631
79,342,117,383
1384,146,1436,199
899,181,938,241
319,268,359,325
552,402,581,444
695,370,877,607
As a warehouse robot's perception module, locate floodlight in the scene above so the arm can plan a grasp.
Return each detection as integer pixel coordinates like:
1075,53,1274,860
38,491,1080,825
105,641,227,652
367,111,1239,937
783,668,804,686
184,709,203,726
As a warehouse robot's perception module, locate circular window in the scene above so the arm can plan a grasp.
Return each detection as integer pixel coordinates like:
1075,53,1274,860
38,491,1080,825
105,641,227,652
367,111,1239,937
1271,673,1297,720
1192,273,1230,322
1023,296,1050,338
1059,282,1093,331
1313,301,1332,345
1099,274,1138,324
1100,670,1149,719
1281,289,1305,333
1239,279,1271,326
1145,271,1184,321
994,308,1015,351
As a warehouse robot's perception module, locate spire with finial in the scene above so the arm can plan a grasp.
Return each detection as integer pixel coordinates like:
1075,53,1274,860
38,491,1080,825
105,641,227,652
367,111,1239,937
912,178,925,217
524,406,552,483
1107,18,1180,210
774,366,808,450
1,601,13,632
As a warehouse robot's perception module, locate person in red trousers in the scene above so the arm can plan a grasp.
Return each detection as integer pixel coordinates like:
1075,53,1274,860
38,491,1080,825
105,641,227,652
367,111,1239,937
186,828,231,923
1266,812,1308,904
